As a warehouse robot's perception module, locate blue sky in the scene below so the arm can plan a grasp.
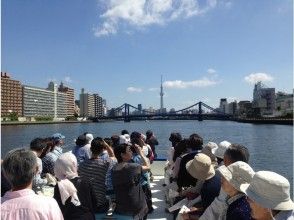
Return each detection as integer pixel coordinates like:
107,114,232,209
2,0,293,110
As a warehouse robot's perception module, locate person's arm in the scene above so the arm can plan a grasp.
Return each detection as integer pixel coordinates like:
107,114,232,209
134,144,150,171
102,139,115,158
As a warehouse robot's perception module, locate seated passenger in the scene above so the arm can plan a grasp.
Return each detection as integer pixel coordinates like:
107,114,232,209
184,153,221,217
1,149,63,220
218,161,255,220
241,171,294,220
112,144,149,219
72,134,90,165
199,143,250,220
78,137,116,213
54,152,96,220
42,133,65,175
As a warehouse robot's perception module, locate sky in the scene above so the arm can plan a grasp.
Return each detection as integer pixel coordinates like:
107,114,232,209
2,0,293,111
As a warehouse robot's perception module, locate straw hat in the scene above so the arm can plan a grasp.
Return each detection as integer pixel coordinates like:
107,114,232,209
211,140,231,159
186,153,215,181
240,171,294,210
218,161,255,191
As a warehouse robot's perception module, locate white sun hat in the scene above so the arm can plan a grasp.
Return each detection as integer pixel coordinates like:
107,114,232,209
240,171,294,211
218,161,255,191
211,140,231,159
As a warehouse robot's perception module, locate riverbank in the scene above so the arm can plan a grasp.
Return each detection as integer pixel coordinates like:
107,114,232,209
1,118,293,126
1,120,93,126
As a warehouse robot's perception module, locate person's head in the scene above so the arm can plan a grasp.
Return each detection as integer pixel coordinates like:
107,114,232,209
54,152,78,180
186,153,215,181
2,148,37,190
188,133,203,150
201,142,218,164
240,171,294,219
85,133,94,144
130,131,144,147
39,137,54,158
121,129,129,135
169,132,182,147
218,161,255,197
75,134,87,146
30,138,46,156
114,144,133,163
173,139,189,162
146,130,153,139
111,135,120,148
212,140,231,163
52,133,65,146
119,135,131,145
90,137,105,155
223,144,249,166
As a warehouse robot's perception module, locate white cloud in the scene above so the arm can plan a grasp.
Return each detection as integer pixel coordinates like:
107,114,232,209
244,72,274,84
64,76,72,83
127,87,143,93
163,77,218,89
149,87,159,91
94,0,217,37
207,68,216,74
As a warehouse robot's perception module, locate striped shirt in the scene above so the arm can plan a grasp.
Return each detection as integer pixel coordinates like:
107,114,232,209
78,158,110,208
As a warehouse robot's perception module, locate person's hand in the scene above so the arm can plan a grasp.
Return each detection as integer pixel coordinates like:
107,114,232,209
133,144,142,154
182,213,190,220
46,173,57,186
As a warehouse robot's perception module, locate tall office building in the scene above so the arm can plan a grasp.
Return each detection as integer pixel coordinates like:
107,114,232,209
23,82,67,118
79,88,96,117
58,82,75,116
94,94,103,117
1,72,23,117
160,75,164,113
252,82,275,115
219,98,228,113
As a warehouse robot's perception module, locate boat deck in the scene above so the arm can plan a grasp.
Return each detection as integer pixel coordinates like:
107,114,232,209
147,160,173,220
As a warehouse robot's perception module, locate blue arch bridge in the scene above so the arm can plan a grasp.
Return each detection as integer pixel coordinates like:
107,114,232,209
93,101,233,122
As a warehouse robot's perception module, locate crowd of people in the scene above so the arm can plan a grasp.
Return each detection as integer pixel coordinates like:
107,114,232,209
1,130,158,220
163,133,294,220
1,129,293,220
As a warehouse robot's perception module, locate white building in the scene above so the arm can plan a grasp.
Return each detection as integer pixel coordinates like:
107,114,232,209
252,82,275,116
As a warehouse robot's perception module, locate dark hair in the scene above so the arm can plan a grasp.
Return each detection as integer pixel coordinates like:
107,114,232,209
169,132,182,147
121,130,129,135
75,134,87,146
130,131,141,145
90,137,104,155
39,137,54,158
111,135,120,148
2,148,37,188
188,133,203,150
146,130,153,139
114,144,129,163
30,138,46,152
173,139,189,162
224,144,250,163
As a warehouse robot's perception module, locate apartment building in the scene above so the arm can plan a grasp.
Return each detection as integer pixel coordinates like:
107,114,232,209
1,72,23,117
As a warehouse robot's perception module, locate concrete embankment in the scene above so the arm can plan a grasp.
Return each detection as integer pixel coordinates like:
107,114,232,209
234,118,293,125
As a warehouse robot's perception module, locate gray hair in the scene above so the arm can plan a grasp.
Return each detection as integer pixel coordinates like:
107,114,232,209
2,148,37,188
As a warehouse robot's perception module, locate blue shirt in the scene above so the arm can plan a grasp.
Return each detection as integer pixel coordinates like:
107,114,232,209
42,146,63,175
226,195,252,220
131,154,149,186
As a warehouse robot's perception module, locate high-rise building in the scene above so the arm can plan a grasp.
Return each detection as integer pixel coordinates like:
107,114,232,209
160,75,164,113
219,98,228,113
1,72,23,117
275,92,293,116
23,82,67,118
252,82,275,116
79,89,103,117
94,94,103,117
58,82,75,116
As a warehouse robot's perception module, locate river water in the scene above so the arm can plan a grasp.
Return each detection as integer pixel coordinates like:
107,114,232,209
1,120,293,192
